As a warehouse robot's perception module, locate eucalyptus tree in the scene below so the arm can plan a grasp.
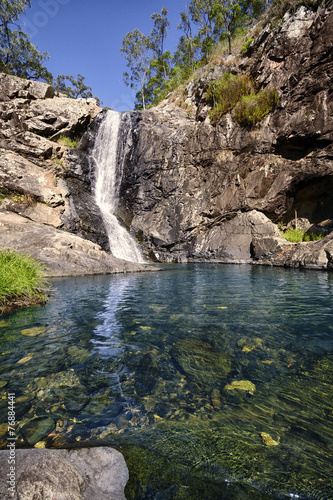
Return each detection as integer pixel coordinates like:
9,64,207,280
0,0,51,81
177,10,198,73
53,74,101,104
121,29,152,110
211,0,243,54
189,0,216,60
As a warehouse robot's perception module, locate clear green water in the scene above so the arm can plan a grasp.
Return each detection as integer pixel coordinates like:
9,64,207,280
0,264,332,499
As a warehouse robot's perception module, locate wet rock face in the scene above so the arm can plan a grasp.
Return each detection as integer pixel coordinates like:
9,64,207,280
116,5,333,267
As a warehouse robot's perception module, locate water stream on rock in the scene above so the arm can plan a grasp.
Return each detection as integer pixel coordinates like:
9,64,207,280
91,110,144,263
1,264,332,499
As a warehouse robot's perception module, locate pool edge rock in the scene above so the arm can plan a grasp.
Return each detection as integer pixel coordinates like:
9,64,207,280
0,211,154,278
0,447,129,500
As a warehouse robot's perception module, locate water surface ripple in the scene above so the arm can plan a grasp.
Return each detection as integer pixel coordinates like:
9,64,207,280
0,264,332,499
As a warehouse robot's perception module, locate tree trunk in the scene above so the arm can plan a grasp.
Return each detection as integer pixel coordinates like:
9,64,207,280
141,88,146,110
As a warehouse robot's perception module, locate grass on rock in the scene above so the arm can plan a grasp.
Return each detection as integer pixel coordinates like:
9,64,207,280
281,228,325,243
57,135,78,148
0,249,48,315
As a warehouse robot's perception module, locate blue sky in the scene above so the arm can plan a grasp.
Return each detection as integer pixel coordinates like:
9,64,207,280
21,0,187,111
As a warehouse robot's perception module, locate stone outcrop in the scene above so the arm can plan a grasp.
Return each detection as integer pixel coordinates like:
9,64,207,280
0,211,152,276
0,447,128,500
0,74,153,275
0,3,332,272
113,3,333,269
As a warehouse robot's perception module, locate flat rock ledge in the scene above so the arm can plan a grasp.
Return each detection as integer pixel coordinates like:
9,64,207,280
0,447,128,500
0,211,153,277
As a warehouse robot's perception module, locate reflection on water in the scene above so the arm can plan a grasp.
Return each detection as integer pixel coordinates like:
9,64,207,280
0,264,332,499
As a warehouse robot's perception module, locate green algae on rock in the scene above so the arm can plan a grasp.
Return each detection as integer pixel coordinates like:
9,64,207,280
260,432,279,446
21,326,46,336
224,380,256,392
20,417,55,445
68,346,90,364
171,339,232,386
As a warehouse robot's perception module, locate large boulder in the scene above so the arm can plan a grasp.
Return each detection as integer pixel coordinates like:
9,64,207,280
0,211,152,276
0,73,54,101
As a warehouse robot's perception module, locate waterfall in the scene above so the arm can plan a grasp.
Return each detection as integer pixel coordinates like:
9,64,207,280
91,110,144,263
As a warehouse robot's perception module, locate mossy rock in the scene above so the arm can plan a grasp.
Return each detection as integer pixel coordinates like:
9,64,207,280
21,326,46,336
171,339,232,386
134,353,160,396
260,432,279,446
68,346,90,364
20,417,55,445
224,380,256,392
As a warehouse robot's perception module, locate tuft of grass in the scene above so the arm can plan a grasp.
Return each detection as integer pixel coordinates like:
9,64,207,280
240,37,254,56
303,232,325,242
57,135,78,149
280,228,325,243
234,88,279,127
281,228,305,242
207,73,252,124
0,249,48,314
0,190,10,204
53,158,64,167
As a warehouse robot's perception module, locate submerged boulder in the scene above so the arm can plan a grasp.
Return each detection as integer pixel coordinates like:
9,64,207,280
171,338,232,386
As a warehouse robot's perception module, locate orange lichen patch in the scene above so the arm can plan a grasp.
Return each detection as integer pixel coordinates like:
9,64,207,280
274,244,294,260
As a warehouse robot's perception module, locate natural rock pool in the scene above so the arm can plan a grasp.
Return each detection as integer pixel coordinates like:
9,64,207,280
0,264,332,499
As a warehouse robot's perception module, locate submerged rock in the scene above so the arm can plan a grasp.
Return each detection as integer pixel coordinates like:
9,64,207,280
68,346,90,364
224,380,256,392
260,432,279,446
21,326,46,336
134,353,160,396
171,339,232,386
20,417,55,445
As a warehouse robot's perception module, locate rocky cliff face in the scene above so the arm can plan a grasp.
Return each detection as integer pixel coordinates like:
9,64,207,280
114,3,333,268
0,73,152,275
0,3,332,272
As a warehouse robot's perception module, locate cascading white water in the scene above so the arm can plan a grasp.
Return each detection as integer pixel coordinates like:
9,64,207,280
91,110,144,263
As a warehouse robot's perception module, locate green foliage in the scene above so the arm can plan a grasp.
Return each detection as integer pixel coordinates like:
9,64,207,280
280,228,325,242
0,190,10,204
0,0,52,82
151,7,170,80
302,232,325,242
121,29,153,109
211,0,243,55
53,74,101,105
281,228,305,242
121,0,270,109
57,136,78,149
207,72,252,123
0,249,48,313
240,37,254,55
53,158,64,167
234,88,279,126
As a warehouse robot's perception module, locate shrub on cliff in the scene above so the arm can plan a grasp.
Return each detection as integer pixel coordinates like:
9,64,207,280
207,73,252,123
234,89,279,126
0,249,48,315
